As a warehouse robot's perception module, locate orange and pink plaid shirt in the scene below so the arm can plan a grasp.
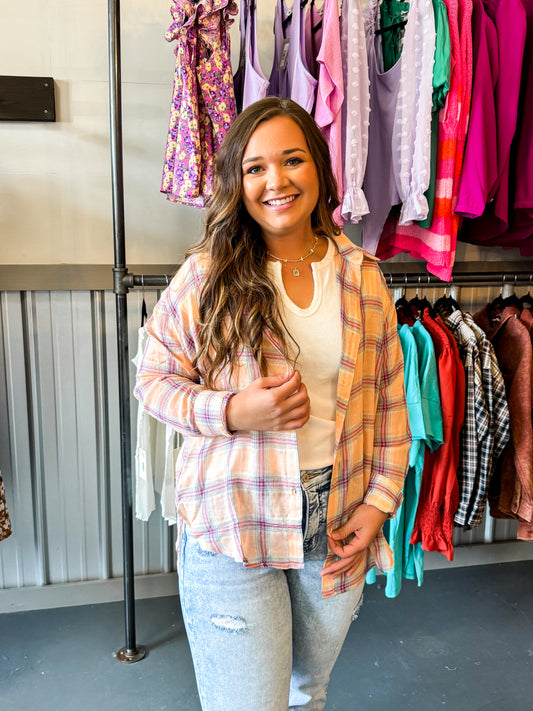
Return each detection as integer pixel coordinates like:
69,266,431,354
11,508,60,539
134,234,410,597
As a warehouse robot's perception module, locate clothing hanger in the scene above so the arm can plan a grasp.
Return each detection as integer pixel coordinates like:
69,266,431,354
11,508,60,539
282,0,308,29
409,275,433,319
520,275,533,310
395,275,415,326
487,275,507,323
502,275,522,310
434,278,460,317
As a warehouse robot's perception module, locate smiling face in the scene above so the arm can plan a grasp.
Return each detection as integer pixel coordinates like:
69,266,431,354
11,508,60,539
241,115,320,250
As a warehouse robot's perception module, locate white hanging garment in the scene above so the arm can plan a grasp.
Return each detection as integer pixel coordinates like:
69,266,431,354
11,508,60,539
132,326,178,524
340,0,370,223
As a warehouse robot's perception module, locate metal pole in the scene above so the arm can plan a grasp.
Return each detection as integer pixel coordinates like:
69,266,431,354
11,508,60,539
108,0,146,663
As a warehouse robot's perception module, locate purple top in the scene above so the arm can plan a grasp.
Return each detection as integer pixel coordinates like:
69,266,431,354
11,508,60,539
233,0,268,112
362,30,402,254
268,0,317,114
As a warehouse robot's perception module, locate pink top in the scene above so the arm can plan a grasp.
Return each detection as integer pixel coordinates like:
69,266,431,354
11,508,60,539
507,0,533,252
314,0,344,218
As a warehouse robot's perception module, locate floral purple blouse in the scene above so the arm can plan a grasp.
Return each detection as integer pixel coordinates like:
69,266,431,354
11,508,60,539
161,0,238,207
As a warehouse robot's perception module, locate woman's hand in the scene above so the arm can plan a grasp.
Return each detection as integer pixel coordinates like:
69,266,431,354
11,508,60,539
226,370,310,432
320,503,388,578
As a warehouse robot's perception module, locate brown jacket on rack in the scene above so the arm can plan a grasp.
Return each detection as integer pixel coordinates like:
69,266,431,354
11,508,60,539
474,306,533,540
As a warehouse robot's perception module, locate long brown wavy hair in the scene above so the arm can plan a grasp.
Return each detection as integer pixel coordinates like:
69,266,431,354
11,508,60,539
187,97,341,388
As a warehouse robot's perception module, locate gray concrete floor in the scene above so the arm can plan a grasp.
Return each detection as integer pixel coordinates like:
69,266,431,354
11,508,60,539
1,561,532,711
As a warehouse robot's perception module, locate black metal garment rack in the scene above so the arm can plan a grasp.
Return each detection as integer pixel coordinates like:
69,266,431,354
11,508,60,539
107,0,533,664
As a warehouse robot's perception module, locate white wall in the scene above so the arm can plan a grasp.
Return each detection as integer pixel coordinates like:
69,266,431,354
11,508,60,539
0,0,521,267
0,0,274,266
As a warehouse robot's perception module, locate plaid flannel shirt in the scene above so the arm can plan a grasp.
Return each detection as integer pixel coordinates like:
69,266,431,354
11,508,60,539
134,234,411,597
436,307,489,526
463,313,510,525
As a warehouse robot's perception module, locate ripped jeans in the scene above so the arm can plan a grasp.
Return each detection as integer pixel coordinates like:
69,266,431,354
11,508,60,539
177,466,365,711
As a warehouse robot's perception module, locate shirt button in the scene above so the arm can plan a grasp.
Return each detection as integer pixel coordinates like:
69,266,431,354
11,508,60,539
292,489,298,495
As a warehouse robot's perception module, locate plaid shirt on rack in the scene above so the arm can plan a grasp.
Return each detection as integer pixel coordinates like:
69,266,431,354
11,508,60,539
463,313,511,525
134,234,411,598
436,307,489,526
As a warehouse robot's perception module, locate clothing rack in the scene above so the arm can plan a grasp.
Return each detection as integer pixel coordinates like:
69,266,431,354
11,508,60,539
124,266,533,290
107,0,533,665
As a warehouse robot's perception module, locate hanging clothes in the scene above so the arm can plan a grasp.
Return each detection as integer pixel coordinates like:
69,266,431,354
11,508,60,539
303,0,323,83
268,0,317,114
314,0,344,214
462,312,511,525
506,0,533,253
411,309,464,561
161,0,238,207
454,0,499,219
474,305,533,540
378,0,410,72
132,325,178,524
361,1,404,254
0,470,12,542
434,304,490,527
361,0,436,254
384,0,451,227
468,0,533,253
339,0,370,224
416,0,452,228
376,0,473,282
402,320,443,586
367,317,443,597
459,0,527,244
233,0,268,112
366,323,427,597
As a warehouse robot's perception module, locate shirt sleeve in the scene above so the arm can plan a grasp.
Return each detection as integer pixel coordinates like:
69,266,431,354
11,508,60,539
133,260,234,439
364,296,411,515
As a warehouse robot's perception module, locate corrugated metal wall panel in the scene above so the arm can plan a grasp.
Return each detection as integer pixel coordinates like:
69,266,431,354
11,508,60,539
0,282,527,594
0,289,177,592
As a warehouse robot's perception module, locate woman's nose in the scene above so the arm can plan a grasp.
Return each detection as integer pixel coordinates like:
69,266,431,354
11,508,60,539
266,166,288,191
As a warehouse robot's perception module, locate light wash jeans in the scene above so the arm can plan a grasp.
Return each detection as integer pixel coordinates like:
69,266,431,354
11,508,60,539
178,466,365,711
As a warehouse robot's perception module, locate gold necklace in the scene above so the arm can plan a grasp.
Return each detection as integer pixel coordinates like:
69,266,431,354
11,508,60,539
267,235,319,277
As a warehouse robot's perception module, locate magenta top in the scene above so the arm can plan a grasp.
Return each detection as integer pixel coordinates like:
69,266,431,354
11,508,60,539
459,0,527,243
455,0,498,218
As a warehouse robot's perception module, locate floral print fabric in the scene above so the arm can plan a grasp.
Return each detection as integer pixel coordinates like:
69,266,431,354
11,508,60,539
161,0,238,207
0,471,12,542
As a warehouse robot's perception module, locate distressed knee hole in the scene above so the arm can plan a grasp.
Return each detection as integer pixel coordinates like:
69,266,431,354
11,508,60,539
352,593,364,622
210,614,247,633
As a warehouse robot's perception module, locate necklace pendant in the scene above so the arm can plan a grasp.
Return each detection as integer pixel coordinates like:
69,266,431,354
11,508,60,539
292,267,300,277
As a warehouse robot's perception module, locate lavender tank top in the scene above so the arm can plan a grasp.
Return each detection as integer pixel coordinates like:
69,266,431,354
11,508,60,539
268,0,317,114
233,0,268,112
361,29,402,254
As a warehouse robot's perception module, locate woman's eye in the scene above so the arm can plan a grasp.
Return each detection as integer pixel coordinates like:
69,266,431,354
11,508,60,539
286,157,303,167
245,165,262,175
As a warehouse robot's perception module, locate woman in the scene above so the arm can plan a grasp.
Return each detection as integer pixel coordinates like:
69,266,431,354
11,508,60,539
135,97,410,711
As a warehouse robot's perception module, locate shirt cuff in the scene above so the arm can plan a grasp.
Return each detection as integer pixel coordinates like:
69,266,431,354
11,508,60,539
363,488,403,519
193,390,234,438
